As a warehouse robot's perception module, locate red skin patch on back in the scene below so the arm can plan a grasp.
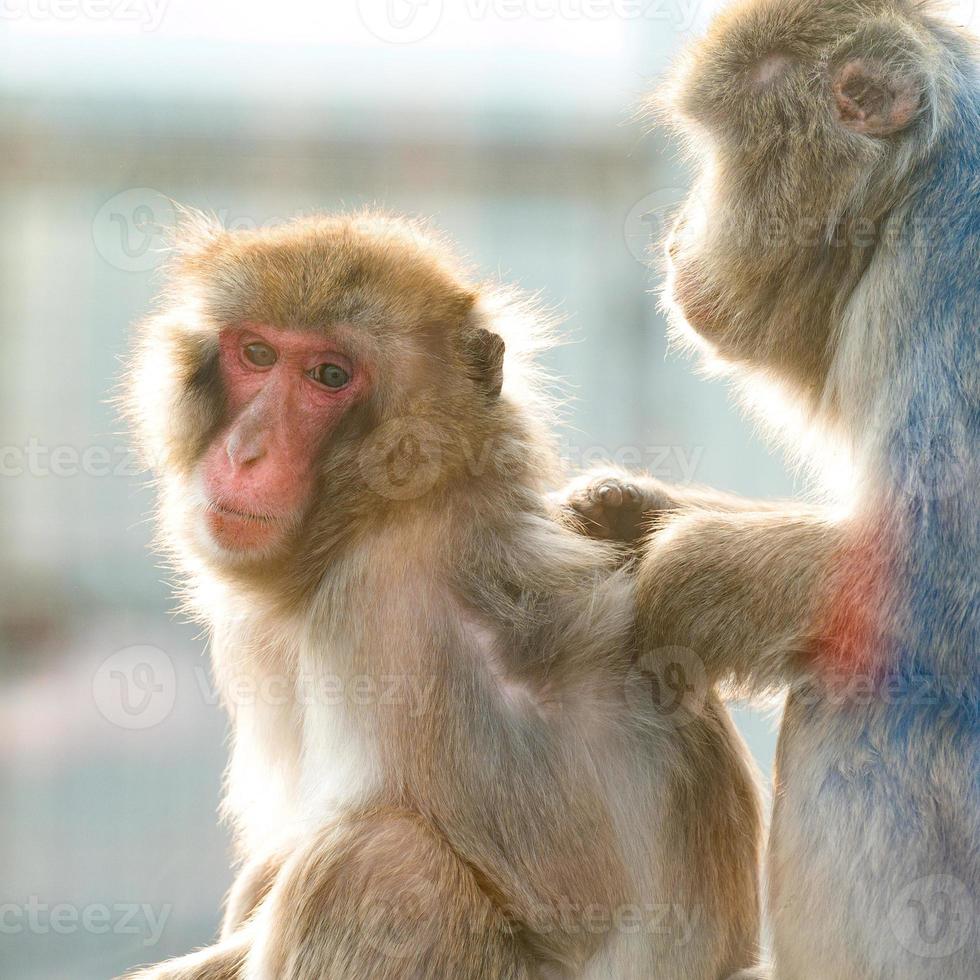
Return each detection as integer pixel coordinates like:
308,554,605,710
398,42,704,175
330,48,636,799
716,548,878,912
813,517,896,688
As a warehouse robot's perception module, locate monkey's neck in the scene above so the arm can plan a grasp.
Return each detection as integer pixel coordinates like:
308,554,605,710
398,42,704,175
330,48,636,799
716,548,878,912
213,496,626,853
207,487,515,657
208,481,622,709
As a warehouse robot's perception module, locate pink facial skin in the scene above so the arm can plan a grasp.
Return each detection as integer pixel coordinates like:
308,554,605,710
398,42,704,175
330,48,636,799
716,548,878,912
200,325,368,554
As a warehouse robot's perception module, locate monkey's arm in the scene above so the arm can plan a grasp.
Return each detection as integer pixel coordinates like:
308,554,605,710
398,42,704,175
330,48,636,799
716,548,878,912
557,467,789,550
635,508,842,693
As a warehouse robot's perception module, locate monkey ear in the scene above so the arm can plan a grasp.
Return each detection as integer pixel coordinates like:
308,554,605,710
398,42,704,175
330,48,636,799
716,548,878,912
831,58,922,137
462,327,505,400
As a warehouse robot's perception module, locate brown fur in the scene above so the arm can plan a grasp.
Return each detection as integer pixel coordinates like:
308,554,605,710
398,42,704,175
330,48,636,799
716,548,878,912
565,3,979,977
120,211,764,979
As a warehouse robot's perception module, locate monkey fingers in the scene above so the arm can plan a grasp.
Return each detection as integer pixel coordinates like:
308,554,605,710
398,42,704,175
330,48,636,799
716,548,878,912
560,470,676,544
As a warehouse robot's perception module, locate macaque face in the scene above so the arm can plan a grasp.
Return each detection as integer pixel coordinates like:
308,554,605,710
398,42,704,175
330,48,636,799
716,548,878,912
198,325,370,556
660,1,939,383
127,213,495,578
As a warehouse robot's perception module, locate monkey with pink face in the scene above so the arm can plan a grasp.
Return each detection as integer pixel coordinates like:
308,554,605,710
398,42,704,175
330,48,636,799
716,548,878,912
121,212,764,979
567,1,979,978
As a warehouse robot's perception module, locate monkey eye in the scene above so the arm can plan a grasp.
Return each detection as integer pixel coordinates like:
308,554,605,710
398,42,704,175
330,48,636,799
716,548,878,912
243,342,277,368
309,363,350,389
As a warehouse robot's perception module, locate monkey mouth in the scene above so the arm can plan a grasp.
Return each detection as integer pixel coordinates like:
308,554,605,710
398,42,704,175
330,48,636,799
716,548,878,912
206,501,280,525
202,500,293,553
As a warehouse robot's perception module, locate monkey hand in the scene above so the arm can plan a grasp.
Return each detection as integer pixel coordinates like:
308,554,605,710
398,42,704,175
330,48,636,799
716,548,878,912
558,470,675,544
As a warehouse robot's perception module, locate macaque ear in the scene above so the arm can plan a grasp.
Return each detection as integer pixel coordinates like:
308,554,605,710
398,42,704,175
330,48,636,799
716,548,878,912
831,57,922,136
462,326,505,400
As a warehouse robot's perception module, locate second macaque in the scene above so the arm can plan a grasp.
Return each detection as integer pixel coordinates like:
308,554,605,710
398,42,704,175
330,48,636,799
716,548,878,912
567,1,979,978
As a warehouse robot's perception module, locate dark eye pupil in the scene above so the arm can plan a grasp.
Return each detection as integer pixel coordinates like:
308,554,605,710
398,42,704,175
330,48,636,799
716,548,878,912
313,364,350,388
244,343,276,367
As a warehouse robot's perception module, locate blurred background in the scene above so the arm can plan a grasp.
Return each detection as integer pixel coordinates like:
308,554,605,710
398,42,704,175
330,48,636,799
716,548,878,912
2,1,976,977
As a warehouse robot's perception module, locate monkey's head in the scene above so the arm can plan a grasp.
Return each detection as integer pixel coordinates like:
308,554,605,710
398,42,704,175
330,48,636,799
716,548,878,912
125,212,539,588
661,0,965,413
670,0,954,182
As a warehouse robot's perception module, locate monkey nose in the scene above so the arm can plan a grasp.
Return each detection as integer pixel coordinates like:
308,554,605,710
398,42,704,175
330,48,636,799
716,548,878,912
225,428,267,467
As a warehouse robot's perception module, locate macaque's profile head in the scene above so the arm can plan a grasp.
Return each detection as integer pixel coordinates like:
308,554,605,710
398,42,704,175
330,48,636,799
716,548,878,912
124,213,537,585
670,0,956,190
659,0,969,416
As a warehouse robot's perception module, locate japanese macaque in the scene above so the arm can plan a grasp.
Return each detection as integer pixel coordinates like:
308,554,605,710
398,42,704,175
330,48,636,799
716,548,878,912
120,212,764,979
567,1,979,977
